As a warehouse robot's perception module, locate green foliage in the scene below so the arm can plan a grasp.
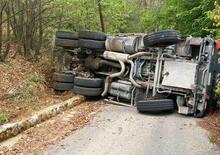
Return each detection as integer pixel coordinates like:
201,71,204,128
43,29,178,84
209,1,220,39
0,113,10,124
102,0,144,33
141,0,216,37
38,0,220,47
208,135,218,144
29,75,44,83
14,74,45,101
215,81,220,97
1,0,219,54
49,0,144,33
50,0,100,31
17,94,32,101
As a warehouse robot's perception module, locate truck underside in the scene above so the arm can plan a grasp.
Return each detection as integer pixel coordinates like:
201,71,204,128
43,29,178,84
53,30,219,117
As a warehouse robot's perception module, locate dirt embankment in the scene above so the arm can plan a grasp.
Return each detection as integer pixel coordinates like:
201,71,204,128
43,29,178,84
0,54,75,125
199,112,220,146
0,101,104,155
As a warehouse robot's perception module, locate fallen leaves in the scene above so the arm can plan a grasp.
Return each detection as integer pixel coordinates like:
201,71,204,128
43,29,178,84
1,101,105,155
199,111,220,146
0,54,73,125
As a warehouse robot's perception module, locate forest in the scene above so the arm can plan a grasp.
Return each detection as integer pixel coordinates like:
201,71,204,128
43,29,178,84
0,0,219,61
0,1,220,151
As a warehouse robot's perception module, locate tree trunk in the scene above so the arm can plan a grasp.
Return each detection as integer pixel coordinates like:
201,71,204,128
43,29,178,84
0,1,7,57
3,2,11,61
0,9,2,56
34,0,43,61
142,0,147,9
97,1,105,32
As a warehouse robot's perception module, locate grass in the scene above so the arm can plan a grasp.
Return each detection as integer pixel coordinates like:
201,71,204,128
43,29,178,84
0,113,10,124
17,94,32,101
15,74,45,101
208,135,219,144
29,74,44,83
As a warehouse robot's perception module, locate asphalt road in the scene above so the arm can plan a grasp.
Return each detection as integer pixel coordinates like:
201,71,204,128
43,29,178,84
46,104,220,155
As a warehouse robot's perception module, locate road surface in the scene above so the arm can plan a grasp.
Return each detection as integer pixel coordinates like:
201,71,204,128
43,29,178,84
46,104,220,155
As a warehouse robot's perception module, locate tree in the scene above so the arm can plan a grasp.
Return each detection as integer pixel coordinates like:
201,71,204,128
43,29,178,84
0,0,219,62
209,1,220,39
0,0,52,61
141,0,216,37
0,0,11,62
102,0,144,33
97,0,105,32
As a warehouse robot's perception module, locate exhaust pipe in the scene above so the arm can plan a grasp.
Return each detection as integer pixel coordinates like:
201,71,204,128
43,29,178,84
128,60,141,88
101,51,141,96
101,60,125,97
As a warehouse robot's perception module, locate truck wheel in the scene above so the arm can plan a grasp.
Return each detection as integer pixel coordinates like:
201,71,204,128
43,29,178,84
74,77,103,88
55,38,79,49
195,110,206,118
73,86,102,96
56,31,79,40
53,72,74,83
137,99,174,112
134,88,146,105
53,82,74,91
79,39,105,50
79,30,106,41
144,30,182,47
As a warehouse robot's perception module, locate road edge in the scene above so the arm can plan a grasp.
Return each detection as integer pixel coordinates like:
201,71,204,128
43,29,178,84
0,95,85,142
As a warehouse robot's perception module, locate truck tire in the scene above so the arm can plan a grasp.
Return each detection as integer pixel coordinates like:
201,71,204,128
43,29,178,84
79,39,105,50
74,77,103,88
137,99,174,112
73,86,102,96
55,38,79,49
144,30,181,47
53,82,74,91
134,88,145,105
79,30,106,41
53,72,74,83
146,30,180,37
56,31,79,40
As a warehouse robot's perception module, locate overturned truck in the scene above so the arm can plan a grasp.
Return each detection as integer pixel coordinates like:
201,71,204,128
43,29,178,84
52,30,219,117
